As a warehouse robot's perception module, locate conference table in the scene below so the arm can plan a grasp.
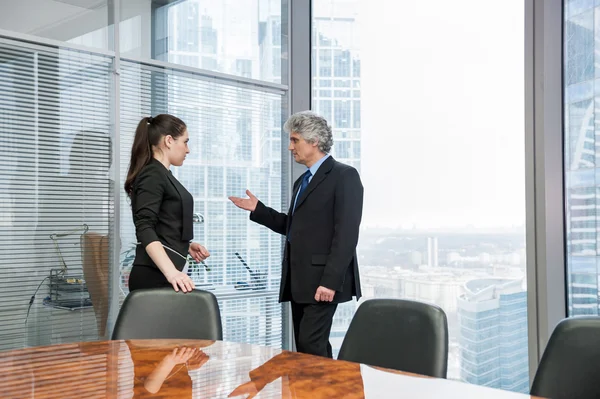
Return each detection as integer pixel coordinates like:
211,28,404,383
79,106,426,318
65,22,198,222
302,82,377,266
0,339,545,398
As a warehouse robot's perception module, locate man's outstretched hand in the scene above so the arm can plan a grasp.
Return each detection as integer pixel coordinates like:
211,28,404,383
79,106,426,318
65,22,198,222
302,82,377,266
228,189,259,212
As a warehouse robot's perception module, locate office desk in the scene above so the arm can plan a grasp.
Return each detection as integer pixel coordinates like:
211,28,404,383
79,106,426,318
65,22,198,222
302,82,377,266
0,339,545,398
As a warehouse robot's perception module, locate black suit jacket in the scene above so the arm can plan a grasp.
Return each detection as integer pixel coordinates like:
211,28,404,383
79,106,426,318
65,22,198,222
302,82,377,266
250,156,363,304
131,158,194,270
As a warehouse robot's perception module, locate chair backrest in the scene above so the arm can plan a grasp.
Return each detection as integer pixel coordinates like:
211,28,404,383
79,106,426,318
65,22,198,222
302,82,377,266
81,232,110,338
112,288,223,340
338,298,448,378
530,316,600,399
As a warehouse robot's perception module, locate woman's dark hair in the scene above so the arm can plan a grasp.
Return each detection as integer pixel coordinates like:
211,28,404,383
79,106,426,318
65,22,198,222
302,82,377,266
124,114,187,197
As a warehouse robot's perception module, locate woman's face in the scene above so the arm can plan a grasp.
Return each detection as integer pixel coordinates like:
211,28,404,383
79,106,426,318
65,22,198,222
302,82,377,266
166,129,190,167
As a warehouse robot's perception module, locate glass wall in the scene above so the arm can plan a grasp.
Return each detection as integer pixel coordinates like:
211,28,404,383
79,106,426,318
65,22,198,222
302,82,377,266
120,0,282,83
0,41,114,350
118,61,285,346
564,1,600,316
312,0,528,393
0,0,288,351
0,0,113,50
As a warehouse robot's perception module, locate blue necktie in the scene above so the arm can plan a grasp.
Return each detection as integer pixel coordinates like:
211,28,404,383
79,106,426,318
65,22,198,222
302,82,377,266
293,170,312,214
288,171,311,243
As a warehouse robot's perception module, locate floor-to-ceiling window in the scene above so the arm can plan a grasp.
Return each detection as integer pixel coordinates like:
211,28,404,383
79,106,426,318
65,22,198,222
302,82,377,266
564,1,600,317
312,0,528,393
118,0,287,349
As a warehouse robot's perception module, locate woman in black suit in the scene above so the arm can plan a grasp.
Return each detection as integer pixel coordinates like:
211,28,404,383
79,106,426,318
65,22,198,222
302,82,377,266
124,114,209,293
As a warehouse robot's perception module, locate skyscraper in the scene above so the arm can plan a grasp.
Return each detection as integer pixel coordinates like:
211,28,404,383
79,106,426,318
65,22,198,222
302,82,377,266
312,0,362,357
457,278,528,393
567,257,599,315
428,237,439,267
119,0,285,348
564,1,600,317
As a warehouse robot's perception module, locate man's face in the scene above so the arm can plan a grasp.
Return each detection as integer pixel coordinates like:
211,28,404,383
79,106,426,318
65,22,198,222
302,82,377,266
288,131,318,166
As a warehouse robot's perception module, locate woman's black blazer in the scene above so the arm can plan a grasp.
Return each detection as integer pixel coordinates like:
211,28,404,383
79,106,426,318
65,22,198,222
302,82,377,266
131,158,194,270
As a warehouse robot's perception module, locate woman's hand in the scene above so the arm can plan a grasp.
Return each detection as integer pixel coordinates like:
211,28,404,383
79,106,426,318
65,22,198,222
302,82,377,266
189,242,210,262
145,241,194,292
165,270,195,293
186,349,210,371
145,347,201,393
165,347,198,365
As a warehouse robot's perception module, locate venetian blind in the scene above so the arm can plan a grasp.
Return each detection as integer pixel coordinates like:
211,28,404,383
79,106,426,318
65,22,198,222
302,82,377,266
119,60,285,348
0,38,115,351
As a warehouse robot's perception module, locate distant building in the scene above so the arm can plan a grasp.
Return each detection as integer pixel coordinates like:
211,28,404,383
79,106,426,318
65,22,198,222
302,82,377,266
458,278,528,393
427,237,439,267
313,0,361,358
567,257,599,315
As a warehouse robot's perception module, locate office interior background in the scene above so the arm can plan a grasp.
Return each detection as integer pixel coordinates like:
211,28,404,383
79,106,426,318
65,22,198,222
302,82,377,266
0,0,582,394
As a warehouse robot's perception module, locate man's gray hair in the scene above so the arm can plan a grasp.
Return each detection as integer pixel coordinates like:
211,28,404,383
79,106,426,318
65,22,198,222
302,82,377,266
283,111,333,153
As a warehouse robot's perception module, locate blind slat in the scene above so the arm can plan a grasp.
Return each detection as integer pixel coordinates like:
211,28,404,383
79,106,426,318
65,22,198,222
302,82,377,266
119,60,284,348
1,41,114,351
2,38,286,352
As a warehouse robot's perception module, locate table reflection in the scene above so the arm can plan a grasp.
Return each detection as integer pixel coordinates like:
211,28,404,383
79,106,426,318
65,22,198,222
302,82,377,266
126,340,212,398
122,340,284,398
230,351,367,399
0,339,541,399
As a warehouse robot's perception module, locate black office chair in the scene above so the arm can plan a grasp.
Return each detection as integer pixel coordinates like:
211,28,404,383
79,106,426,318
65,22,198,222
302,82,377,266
112,288,223,340
530,316,600,399
337,298,448,378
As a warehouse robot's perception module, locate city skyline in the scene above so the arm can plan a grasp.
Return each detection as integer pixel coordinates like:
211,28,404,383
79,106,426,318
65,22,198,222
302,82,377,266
313,0,528,391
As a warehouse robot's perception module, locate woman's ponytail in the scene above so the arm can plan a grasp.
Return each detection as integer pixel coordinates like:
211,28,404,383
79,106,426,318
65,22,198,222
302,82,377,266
124,117,153,197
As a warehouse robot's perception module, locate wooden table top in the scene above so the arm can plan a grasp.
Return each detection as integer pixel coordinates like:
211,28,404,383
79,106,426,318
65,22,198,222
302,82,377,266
0,339,545,399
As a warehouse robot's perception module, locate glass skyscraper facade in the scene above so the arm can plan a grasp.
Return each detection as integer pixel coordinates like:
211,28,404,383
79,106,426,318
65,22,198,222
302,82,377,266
458,279,528,392
119,0,287,348
564,2,600,317
312,0,362,358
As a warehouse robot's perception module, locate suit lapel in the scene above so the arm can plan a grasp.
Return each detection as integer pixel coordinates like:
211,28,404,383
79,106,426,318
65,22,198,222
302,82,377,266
165,169,193,241
294,156,334,212
286,178,303,232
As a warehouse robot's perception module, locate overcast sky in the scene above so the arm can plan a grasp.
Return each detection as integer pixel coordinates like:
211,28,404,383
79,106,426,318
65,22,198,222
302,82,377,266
317,0,525,229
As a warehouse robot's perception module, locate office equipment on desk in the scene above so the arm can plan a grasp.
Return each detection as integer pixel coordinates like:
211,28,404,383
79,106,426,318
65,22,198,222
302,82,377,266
26,224,93,324
186,254,214,290
234,252,267,291
46,224,93,310
193,213,204,224
194,282,215,290
46,268,92,310
49,224,89,274
190,212,210,272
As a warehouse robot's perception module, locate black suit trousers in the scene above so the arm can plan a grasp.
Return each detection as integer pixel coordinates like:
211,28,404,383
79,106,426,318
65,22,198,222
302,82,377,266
291,300,338,358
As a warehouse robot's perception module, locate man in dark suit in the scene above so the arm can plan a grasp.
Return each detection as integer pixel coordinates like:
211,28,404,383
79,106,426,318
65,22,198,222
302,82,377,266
229,111,363,358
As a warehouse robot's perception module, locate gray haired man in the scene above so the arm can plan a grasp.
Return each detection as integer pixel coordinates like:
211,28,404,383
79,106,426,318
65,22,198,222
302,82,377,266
229,111,364,358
